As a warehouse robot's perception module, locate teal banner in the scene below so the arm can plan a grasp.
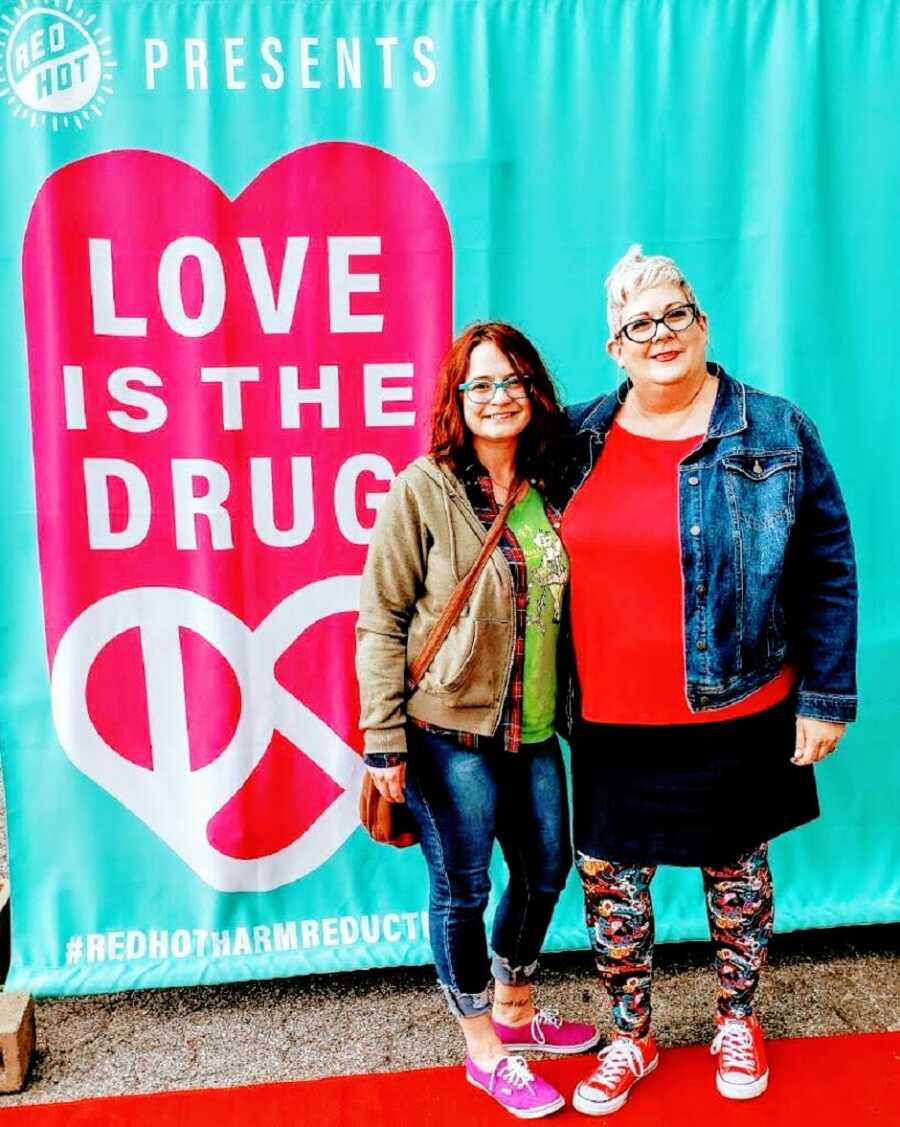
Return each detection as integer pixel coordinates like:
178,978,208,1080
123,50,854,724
0,0,897,997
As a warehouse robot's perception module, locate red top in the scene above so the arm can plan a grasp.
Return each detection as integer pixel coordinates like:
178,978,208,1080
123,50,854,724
561,423,795,725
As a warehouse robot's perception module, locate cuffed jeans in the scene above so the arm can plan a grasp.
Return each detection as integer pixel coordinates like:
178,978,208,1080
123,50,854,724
404,725,572,1018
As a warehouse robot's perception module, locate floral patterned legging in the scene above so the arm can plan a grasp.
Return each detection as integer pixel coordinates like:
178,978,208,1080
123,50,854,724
576,842,774,1038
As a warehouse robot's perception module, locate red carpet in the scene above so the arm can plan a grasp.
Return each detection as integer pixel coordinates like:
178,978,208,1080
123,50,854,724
6,1031,899,1125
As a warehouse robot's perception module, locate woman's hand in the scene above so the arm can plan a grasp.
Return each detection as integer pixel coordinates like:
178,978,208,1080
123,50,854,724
367,762,407,802
792,716,846,765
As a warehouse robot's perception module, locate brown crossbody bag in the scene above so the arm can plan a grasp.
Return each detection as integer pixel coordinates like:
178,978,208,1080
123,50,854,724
359,479,528,847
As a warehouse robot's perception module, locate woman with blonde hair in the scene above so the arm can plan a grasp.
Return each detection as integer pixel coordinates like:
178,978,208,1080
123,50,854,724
560,246,857,1115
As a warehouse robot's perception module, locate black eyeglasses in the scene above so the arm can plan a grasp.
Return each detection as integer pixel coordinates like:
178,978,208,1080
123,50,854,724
617,303,698,343
457,373,533,404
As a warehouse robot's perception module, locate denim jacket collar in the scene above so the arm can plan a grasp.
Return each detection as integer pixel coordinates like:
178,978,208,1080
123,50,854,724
577,363,747,441
705,364,747,439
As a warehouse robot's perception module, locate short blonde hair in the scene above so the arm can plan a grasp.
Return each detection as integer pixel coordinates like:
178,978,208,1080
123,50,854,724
605,244,700,337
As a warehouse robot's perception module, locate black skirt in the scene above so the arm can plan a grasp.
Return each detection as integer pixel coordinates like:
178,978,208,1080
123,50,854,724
570,696,819,867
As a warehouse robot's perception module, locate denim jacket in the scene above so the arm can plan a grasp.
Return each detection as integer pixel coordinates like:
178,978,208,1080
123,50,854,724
562,365,858,727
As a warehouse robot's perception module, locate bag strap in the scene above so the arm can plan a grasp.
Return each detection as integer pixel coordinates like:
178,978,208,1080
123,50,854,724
406,478,529,693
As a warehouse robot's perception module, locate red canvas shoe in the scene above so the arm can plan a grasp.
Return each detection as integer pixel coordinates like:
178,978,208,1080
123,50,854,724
572,1033,659,1116
494,1008,601,1054
710,1014,769,1099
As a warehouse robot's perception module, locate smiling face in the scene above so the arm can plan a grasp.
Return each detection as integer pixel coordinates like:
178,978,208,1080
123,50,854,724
462,340,533,445
607,282,709,391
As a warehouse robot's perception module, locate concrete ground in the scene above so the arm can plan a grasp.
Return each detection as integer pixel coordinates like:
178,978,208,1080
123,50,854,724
1,923,897,1107
0,781,897,1108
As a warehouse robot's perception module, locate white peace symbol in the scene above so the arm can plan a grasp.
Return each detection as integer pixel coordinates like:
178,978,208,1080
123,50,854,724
50,577,365,892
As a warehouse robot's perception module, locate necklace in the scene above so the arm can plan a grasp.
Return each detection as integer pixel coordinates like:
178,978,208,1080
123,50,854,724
490,475,515,492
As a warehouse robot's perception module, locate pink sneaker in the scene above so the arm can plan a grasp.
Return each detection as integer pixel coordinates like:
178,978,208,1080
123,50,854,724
466,1054,565,1118
494,1008,601,1054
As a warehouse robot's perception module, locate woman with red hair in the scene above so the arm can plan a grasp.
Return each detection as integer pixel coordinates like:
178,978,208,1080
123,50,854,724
357,322,596,1117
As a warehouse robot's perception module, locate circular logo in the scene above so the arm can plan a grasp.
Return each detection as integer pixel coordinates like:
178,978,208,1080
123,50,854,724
0,3,115,127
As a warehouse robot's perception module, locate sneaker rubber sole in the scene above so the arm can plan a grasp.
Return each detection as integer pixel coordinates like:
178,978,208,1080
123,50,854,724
716,1067,769,1100
571,1055,658,1117
499,1030,602,1055
465,1072,566,1118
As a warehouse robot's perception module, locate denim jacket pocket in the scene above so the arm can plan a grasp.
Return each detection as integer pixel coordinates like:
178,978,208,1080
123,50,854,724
722,451,799,534
722,451,799,664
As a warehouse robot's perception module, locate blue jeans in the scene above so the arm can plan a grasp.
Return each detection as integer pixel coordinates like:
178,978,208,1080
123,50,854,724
404,725,572,1018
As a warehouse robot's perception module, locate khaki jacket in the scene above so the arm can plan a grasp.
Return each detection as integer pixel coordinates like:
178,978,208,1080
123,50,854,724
356,456,517,758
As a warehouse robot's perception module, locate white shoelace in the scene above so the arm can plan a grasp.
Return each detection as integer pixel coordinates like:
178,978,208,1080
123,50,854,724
710,1019,757,1072
492,1055,536,1093
589,1037,647,1092
531,1007,563,1043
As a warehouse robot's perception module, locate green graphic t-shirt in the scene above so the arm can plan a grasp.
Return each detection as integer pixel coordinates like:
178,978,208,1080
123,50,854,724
506,486,570,743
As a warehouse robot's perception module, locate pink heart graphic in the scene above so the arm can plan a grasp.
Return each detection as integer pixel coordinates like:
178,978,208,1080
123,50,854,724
24,144,452,887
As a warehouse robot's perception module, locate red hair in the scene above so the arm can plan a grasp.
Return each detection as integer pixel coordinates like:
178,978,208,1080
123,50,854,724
430,322,566,478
